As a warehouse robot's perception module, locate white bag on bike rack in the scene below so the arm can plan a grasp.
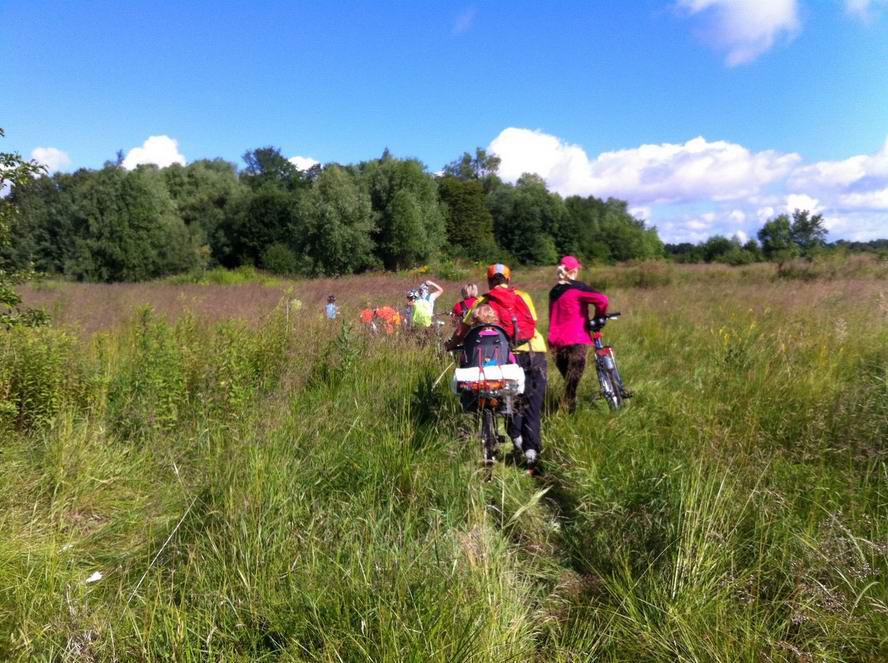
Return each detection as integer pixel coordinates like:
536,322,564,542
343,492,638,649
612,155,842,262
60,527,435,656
451,363,525,396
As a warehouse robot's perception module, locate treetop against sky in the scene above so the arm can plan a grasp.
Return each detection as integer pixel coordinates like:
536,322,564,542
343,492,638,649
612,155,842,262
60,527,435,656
2,0,886,242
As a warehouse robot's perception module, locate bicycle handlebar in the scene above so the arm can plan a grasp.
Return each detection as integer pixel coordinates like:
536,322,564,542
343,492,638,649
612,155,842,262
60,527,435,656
589,311,621,331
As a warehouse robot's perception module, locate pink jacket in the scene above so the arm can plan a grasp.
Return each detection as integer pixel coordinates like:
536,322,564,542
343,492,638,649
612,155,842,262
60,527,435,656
547,281,608,348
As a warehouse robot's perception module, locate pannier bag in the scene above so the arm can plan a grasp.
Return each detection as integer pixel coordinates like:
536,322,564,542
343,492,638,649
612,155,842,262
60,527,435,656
451,325,525,411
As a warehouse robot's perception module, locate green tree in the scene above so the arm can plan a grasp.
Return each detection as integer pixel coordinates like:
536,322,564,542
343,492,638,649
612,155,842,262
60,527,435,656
2,170,81,273
362,154,445,270
789,209,827,255
757,214,799,263
261,242,300,274
564,196,663,263
296,165,378,275
163,160,245,264
240,146,308,192
701,235,736,262
487,175,569,265
443,147,502,192
217,186,296,268
65,166,201,281
1,128,49,326
437,176,497,260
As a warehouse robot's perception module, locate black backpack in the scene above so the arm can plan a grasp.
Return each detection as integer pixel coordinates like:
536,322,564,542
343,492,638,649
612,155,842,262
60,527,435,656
458,324,514,369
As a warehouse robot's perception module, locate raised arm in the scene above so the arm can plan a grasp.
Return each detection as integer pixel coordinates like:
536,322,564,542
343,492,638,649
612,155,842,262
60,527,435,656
424,280,444,297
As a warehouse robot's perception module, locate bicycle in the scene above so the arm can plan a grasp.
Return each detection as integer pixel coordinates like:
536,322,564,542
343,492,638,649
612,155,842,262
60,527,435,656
450,325,524,465
590,312,631,410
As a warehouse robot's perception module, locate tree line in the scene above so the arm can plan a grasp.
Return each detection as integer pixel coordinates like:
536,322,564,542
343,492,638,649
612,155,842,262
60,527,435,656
2,146,664,282
662,210,882,265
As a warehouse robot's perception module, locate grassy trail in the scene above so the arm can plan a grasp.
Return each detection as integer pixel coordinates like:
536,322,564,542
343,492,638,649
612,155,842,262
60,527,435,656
2,269,886,660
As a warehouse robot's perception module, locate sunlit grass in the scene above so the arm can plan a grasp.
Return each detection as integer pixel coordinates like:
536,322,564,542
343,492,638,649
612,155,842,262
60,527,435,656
1,264,886,660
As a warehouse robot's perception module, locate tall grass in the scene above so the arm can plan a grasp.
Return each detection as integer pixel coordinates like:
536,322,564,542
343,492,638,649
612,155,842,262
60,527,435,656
1,267,886,660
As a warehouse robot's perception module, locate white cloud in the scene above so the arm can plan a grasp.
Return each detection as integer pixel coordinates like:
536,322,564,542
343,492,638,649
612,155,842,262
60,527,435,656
734,230,749,243
122,135,186,170
756,206,775,221
489,126,888,242
489,128,799,204
785,193,821,212
30,147,71,174
845,0,887,19
839,189,888,209
819,211,888,240
452,7,477,35
789,137,888,211
288,155,320,171
630,206,652,220
789,138,888,191
678,0,800,65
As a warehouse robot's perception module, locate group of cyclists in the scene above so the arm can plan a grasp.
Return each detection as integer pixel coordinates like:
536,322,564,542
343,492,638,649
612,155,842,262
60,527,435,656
445,257,619,473
326,256,623,474
333,279,449,336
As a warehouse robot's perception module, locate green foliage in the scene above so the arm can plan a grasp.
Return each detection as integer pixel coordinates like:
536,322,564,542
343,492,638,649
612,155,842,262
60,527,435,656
0,128,49,327
107,307,189,437
163,159,245,262
221,185,297,268
565,195,664,263
297,165,379,275
438,176,497,259
6,139,683,282
364,154,446,269
261,242,300,274
164,265,282,286
758,214,800,263
669,210,839,266
0,326,84,431
442,147,502,193
488,175,563,265
240,146,309,192
308,321,363,390
788,208,828,255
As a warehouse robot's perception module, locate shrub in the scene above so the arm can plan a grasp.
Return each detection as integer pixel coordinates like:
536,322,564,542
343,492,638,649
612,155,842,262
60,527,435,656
261,243,300,275
0,326,85,431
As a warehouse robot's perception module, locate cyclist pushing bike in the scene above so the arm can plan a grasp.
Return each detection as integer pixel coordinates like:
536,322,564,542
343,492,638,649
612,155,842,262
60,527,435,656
445,264,547,474
548,256,631,412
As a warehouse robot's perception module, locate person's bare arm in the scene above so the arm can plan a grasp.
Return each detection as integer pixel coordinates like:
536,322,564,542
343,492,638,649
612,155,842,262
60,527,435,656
424,280,444,297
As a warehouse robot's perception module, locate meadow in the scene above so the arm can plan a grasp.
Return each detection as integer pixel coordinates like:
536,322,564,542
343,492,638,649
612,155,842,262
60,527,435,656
2,259,886,661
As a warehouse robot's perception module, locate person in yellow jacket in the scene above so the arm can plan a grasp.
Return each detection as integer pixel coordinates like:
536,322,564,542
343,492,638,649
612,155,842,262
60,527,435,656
445,263,547,474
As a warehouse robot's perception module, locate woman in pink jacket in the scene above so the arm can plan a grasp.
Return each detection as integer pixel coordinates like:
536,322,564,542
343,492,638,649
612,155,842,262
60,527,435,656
548,256,609,413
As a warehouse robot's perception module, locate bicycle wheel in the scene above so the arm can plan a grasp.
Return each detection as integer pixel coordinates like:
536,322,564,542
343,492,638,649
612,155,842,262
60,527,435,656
480,408,498,463
597,365,622,411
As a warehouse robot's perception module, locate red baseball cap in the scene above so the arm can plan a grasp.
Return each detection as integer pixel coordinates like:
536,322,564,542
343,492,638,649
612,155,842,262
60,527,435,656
560,256,582,270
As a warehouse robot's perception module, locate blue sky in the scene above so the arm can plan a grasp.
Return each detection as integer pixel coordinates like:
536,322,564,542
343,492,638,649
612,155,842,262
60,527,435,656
2,0,887,241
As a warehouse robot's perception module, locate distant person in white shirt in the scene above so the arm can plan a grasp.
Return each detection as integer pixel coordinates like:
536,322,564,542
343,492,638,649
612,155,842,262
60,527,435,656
325,294,339,320
418,280,443,312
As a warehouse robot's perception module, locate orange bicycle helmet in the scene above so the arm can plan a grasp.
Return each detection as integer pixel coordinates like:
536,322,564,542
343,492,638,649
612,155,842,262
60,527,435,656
486,263,511,280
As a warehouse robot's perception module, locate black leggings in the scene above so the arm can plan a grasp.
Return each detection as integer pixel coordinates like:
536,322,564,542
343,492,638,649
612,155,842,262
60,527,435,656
508,352,548,454
553,344,588,413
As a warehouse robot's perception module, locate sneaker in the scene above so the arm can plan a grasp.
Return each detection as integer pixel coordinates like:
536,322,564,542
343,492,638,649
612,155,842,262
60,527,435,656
524,449,538,474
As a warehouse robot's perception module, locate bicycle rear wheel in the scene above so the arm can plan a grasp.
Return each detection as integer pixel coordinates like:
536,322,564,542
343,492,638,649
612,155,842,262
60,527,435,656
480,408,498,463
